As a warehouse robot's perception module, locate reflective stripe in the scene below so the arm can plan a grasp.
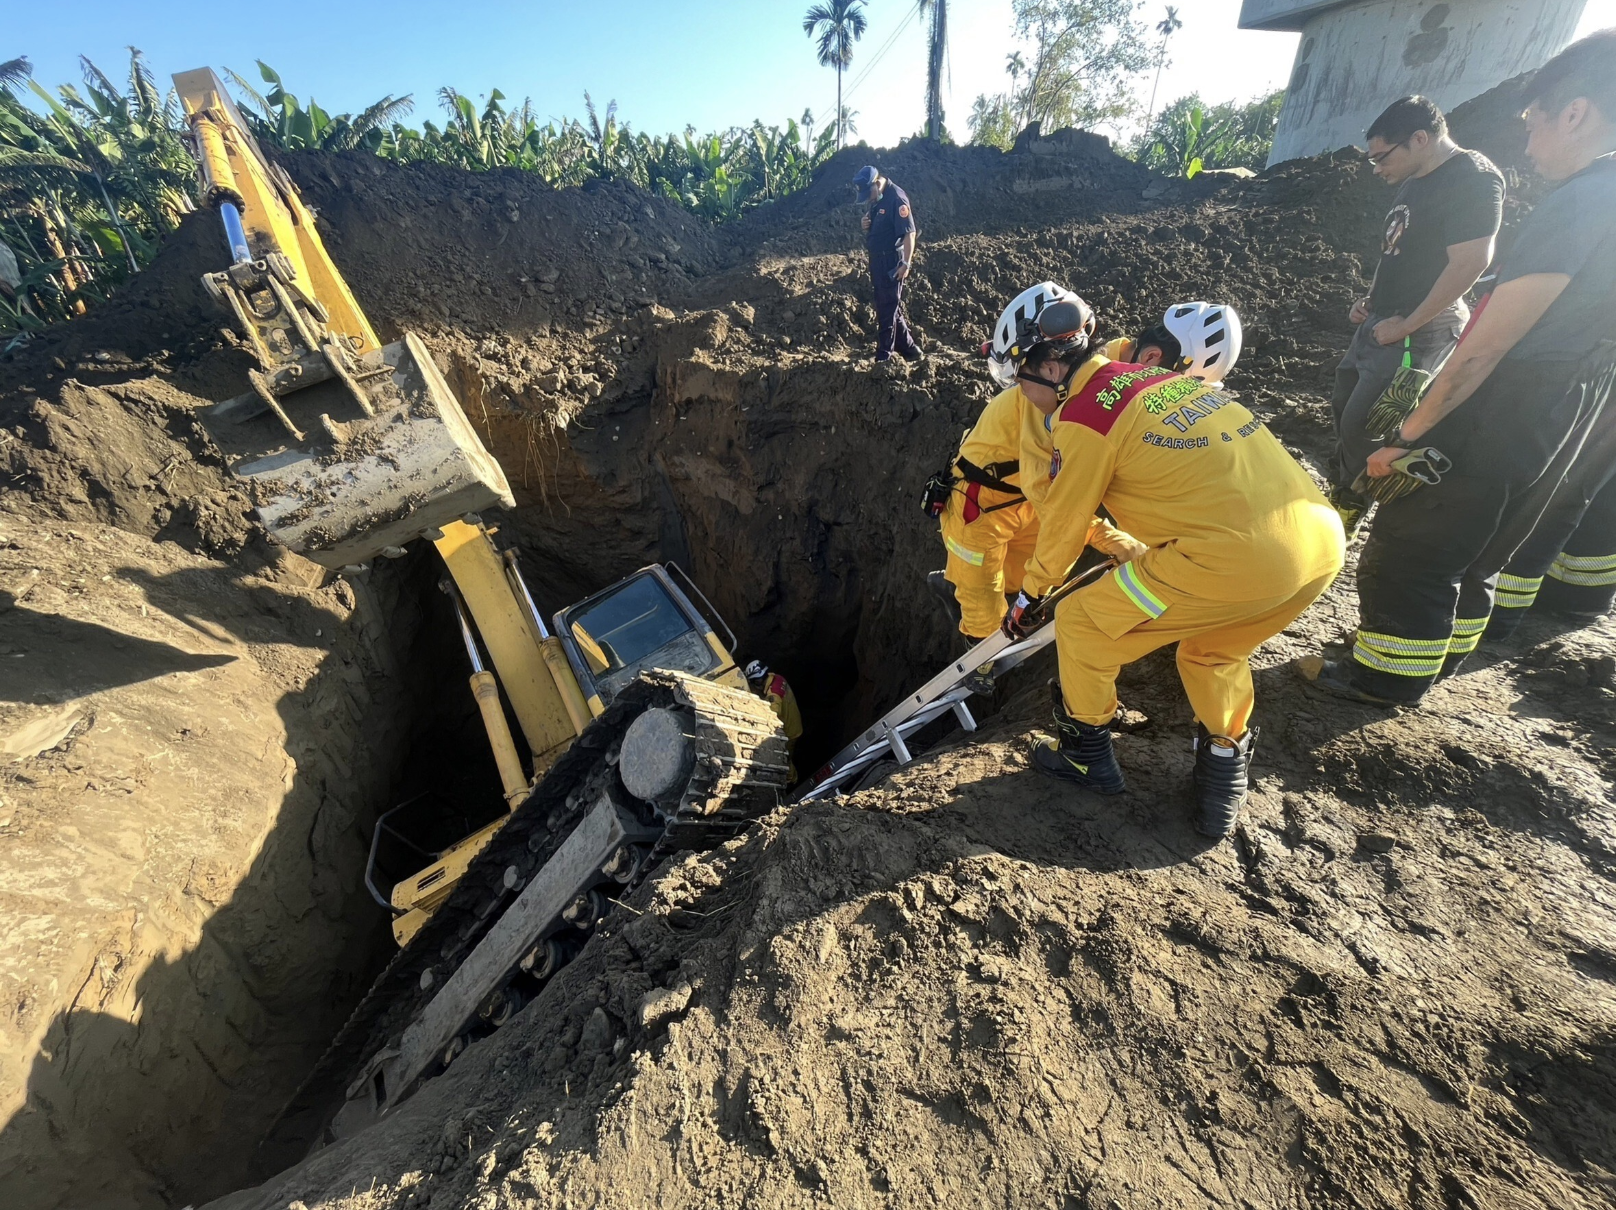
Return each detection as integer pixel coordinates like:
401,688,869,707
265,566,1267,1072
1549,550,1616,587
1495,572,1543,609
1552,550,1616,571
1354,629,1448,656
1353,628,1445,678
1114,562,1167,620
1447,615,1489,656
945,536,985,566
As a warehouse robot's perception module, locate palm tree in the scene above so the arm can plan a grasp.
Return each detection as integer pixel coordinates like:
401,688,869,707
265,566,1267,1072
920,0,948,141
803,0,868,149
1144,6,1183,135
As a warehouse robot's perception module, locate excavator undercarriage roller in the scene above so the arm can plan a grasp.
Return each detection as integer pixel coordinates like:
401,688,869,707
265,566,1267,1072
256,669,788,1174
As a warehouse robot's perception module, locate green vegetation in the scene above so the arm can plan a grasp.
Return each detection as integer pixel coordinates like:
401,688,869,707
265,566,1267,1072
968,0,1153,150
2,50,195,346
1132,91,1284,177
1,55,837,345
803,0,869,150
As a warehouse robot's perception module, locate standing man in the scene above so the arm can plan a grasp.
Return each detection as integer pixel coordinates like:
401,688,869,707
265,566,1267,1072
853,165,921,364
1328,96,1503,532
1309,29,1616,707
1001,297,1344,839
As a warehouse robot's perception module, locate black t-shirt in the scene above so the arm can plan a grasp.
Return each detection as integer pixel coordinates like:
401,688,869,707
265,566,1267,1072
1500,154,1616,363
1369,149,1504,317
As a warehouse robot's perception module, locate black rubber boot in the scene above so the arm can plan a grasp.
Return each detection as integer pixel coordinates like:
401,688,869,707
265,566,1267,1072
1192,724,1256,838
1031,689,1126,794
1483,607,1525,642
1303,657,1419,707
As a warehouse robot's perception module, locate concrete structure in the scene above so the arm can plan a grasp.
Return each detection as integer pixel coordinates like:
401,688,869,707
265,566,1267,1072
1242,0,1587,165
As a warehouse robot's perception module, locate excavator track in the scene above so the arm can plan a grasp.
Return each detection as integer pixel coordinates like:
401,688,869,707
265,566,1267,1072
256,670,787,1175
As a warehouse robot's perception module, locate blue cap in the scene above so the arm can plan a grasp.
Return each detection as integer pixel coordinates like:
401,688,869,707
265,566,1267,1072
852,165,879,202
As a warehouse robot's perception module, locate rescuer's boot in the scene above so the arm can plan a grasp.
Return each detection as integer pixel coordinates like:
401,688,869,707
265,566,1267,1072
1191,724,1256,839
1032,690,1126,795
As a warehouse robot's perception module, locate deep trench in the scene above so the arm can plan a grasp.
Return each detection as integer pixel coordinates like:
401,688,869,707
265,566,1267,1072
228,401,957,1185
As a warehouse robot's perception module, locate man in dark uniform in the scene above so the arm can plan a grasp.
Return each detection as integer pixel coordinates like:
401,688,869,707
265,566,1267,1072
853,165,921,364
1326,96,1503,533
1307,28,1616,707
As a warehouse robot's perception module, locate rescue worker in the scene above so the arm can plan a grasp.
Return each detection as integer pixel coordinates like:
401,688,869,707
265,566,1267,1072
853,166,921,364
1327,96,1503,534
931,289,1248,641
1001,295,1345,837
746,660,804,776
1103,301,1244,382
1308,29,1616,706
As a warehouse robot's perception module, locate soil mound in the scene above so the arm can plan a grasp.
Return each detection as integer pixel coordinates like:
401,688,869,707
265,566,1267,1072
213,615,1616,1210
2,72,1613,1210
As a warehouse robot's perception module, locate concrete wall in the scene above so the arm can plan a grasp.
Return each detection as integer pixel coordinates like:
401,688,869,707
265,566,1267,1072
1249,0,1586,165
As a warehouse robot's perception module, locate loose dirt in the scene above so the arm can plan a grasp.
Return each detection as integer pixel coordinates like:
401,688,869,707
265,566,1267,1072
1,77,1613,1210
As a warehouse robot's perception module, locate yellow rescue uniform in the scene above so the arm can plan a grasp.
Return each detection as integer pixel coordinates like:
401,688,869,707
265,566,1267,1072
939,386,1042,638
1021,355,1344,736
940,386,1139,638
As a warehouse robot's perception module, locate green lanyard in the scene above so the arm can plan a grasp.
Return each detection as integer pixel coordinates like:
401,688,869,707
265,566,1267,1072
1400,335,1413,370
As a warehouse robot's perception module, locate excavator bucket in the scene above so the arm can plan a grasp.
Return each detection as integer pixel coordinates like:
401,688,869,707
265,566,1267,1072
204,331,514,569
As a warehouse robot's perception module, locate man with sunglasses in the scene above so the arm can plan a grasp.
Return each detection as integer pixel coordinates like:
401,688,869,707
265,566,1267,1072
1328,96,1503,533
1308,29,1616,709
1000,296,1344,839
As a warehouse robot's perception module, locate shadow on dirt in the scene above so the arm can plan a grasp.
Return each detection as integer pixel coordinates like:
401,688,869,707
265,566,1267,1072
0,557,469,1210
0,593,236,705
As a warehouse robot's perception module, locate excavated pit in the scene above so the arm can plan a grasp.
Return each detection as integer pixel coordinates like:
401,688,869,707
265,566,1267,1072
2,72,1613,1210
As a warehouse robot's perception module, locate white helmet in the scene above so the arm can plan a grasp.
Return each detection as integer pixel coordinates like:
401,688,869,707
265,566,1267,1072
1161,301,1243,382
986,282,1080,388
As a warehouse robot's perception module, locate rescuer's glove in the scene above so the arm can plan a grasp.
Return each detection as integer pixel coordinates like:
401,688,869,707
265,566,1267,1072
1363,338,1432,443
1352,446,1452,504
1001,591,1043,641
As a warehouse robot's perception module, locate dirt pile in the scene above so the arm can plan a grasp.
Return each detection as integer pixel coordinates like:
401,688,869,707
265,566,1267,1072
1,73,1613,1210
214,603,1616,1210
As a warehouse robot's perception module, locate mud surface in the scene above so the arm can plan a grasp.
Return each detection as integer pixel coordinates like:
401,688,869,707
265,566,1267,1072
2,76,1613,1210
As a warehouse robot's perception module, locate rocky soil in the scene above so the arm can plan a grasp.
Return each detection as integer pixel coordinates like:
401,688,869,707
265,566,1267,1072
1,83,1612,1210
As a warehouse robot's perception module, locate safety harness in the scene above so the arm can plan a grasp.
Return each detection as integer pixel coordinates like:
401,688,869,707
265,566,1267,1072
921,455,1025,522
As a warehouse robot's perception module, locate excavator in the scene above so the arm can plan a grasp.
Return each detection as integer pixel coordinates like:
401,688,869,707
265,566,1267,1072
171,69,795,1161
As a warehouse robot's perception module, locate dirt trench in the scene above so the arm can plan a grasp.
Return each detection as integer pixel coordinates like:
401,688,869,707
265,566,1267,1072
1,79,1613,1210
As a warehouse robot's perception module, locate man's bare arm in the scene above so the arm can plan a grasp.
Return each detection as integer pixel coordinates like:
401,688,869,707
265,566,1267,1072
1406,236,1494,330
1365,272,1571,475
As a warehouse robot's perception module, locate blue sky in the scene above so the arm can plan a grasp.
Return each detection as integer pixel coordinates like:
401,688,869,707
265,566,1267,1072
9,1,1616,149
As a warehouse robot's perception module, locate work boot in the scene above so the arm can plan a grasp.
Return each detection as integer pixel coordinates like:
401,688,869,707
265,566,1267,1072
1483,607,1525,642
1191,724,1256,838
1298,656,1417,708
926,570,963,630
1031,689,1126,794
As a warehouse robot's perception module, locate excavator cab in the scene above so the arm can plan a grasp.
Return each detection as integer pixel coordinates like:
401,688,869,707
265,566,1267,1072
556,564,749,713
378,560,755,946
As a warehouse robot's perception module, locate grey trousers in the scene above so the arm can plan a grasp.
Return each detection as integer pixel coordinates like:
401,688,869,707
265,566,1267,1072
1329,306,1467,493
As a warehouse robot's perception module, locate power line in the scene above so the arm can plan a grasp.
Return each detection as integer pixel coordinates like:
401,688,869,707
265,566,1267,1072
810,0,925,135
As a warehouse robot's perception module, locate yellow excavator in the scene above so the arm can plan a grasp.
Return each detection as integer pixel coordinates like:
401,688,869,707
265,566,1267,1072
173,64,796,1025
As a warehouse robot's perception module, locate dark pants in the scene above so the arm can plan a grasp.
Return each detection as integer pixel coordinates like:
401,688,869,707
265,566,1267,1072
1329,307,1466,494
1536,475,1616,617
872,271,918,362
1486,358,1616,631
1347,356,1598,702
